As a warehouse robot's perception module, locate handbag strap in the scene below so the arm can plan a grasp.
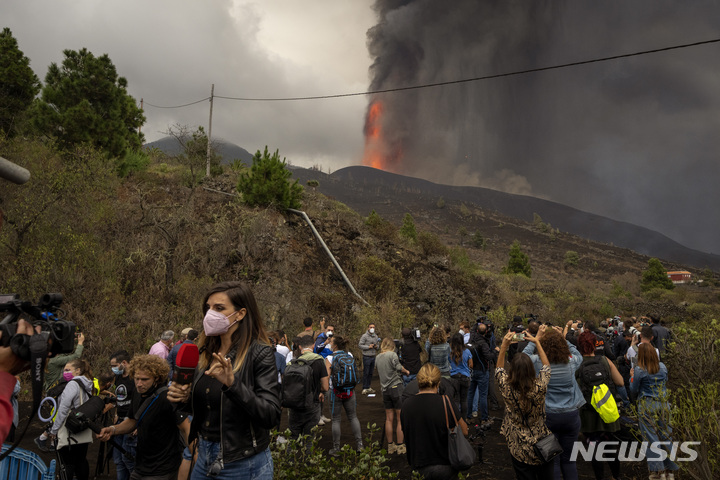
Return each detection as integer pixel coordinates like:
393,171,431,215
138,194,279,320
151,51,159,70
441,395,459,431
510,388,533,431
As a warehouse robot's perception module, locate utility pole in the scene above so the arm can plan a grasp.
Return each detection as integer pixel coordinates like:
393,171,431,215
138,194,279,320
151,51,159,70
206,84,214,177
139,98,143,136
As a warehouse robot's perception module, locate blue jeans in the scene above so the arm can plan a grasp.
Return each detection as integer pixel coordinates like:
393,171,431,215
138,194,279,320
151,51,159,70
191,438,273,480
638,398,679,473
112,433,137,480
402,374,416,386
546,409,581,480
467,369,489,420
362,355,375,389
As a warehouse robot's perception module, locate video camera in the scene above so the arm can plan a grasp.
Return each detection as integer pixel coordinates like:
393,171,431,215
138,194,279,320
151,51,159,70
0,293,76,361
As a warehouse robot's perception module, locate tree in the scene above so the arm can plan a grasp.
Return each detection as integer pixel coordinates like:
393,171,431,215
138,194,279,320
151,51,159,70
306,180,319,191
503,240,532,277
32,48,145,158
641,258,674,292
471,231,486,249
166,124,221,187
237,146,302,209
400,213,417,242
458,226,468,246
0,28,41,136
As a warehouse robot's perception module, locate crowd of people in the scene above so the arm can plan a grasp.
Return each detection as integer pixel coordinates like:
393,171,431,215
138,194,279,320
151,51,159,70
0,286,678,480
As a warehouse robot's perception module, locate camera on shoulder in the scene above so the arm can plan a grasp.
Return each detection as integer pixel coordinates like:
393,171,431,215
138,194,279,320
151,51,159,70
0,293,76,361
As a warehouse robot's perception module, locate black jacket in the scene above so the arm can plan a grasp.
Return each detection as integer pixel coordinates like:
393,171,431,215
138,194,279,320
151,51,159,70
187,341,281,463
467,335,495,371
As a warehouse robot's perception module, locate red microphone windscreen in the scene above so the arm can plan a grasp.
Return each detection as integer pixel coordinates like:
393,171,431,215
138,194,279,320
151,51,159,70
176,343,199,369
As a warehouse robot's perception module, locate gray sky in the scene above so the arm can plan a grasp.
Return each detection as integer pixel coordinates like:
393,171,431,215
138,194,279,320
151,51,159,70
2,1,719,254
1,0,375,167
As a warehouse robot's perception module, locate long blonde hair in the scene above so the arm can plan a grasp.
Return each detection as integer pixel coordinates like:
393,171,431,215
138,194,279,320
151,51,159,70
197,281,270,374
379,337,396,354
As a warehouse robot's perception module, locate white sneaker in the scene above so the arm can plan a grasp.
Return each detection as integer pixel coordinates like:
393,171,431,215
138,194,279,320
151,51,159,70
320,415,331,423
318,418,326,426
361,389,369,394
367,388,376,394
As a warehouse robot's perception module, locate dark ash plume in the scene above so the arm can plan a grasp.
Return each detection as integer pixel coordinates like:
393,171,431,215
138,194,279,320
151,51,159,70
364,0,720,254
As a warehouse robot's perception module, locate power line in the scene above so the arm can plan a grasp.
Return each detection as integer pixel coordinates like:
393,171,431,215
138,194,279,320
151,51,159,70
146,37,720,106
143,97,210,109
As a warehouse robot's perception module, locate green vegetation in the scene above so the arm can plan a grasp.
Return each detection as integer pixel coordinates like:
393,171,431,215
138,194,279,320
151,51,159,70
306,179,319,191
271,426,397,479
417,231,448,257
458,226,468,245
436,196,445,208
641,257,674,292
400,213,417,242
237,146,303,209
471,231,487,249
564,250,579,267
365,209,397,241
354,256,403,300
0,28,40,136
32,48,145,158
503,240,532,277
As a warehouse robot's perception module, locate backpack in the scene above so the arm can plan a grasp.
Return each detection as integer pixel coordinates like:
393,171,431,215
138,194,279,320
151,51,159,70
577,356,619,423
61,381,97,434
331,351,358,394
281,354,319,410
42,378,85,421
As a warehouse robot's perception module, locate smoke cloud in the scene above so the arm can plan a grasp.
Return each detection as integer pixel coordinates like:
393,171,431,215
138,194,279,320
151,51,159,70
364,0,720,254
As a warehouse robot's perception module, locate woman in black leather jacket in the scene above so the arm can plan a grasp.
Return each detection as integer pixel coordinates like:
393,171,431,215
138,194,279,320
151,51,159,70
168,281,281,479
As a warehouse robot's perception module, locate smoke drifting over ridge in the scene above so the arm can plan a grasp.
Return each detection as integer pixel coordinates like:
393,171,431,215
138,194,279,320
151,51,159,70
363,0,720,255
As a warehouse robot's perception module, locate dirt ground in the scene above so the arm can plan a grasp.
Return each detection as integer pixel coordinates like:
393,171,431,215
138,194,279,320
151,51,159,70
13,373,649,480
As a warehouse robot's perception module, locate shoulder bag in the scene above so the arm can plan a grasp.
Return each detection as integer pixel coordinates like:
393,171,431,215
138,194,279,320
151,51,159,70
510,389,562,463
441,395,475,470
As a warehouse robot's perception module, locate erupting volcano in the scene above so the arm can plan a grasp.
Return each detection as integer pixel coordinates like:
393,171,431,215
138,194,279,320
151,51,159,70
362,99,402,171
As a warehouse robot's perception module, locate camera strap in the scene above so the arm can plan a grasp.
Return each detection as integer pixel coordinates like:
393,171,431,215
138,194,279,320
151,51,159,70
0,333,48,461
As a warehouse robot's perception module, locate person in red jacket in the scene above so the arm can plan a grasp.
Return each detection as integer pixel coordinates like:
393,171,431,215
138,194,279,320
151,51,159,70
0,319,36,444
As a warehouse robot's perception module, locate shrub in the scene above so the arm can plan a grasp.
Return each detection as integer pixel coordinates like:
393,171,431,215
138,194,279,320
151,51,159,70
271,426,397,479
365,210,397,241
115,149,150,177
503,240,531,277
400,213,417,242
436,196,445,208
417,231,448,257
355,256,403,300
564,250,579,267
237,146,303,209
471,231,487,249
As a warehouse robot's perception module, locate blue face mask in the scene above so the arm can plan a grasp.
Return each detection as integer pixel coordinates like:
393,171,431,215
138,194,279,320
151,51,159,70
112,366,123,376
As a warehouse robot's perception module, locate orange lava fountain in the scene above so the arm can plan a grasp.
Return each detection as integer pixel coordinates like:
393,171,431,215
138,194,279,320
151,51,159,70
362,100,390,170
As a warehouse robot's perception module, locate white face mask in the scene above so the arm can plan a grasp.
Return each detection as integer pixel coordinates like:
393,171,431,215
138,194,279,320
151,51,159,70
459,329,465,335
327,331,334,337
369,328,375,334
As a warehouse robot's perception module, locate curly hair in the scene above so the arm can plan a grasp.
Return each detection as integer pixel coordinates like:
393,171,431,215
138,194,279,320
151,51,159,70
539,328,570,364
429,326,447,345
129,354,170,382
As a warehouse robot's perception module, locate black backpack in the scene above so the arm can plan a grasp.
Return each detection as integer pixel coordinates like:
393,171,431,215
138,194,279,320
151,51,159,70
331,351,358,391
61,381,97,434
281,357,315,410
576,356,615,399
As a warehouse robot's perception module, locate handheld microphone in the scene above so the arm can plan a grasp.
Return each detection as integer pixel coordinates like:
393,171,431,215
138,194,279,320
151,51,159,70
173,343,199,385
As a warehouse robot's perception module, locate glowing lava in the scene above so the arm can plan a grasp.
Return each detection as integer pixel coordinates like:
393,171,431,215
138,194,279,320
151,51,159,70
362,100,390,170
